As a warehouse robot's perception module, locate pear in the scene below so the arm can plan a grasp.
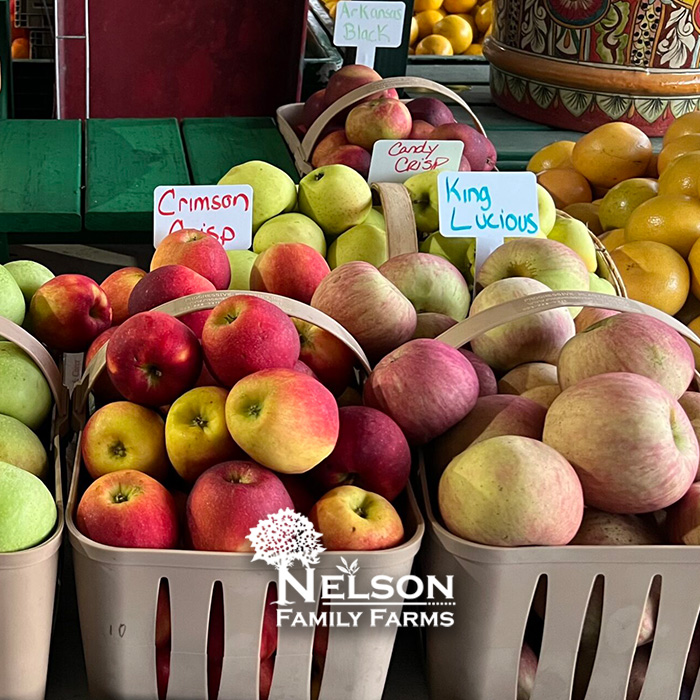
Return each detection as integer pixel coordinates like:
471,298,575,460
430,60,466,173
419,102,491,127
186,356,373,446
0,266,26,325
589,273,616,295
226,250,258,291
405,170,440,233
4,260,54,305
328,224,388,268
364,207,386,230
253,213,326,255
420,232,472,276
218,161,297,232
298,165,372,237
537,184,557,236
0,414,48,478
547,215,597,272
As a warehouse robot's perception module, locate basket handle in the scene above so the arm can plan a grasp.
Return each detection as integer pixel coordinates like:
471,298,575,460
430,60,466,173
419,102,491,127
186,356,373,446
299,75,487,164
72,290,373,425
371,182,419,258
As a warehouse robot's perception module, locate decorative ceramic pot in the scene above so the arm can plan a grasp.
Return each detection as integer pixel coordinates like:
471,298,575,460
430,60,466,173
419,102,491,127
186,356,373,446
483,0,700,134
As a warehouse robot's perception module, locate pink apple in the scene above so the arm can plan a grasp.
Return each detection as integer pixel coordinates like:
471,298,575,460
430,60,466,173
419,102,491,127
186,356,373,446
498,362,558,395
86,327,121,403
680,391,700,480
313,406,411,501
100,267,147,325
406,97,456,127
574,307,618,333
28,274,112,352
345,98,412,151
520,384,561,408
432,123,489,171
201,295,300,387
187,460,293,551
459,154,472,171
77,469,178,548
459,349,497,397
408,120,435,140
151,229,231,290
413,312,456,339
364,338,479,445
106,312,202,407
324,64,395,105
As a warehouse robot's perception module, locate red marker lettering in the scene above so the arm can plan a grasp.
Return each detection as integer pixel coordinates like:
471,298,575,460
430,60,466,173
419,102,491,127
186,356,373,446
158,188,176,216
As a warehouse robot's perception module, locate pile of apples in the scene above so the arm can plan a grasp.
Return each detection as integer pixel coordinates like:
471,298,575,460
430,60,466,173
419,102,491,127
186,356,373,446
298,64,497,178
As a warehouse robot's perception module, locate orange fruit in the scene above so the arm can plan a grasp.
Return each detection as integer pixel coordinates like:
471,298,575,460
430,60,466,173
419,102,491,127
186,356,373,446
416,34,454,55
536,169,592,209
434,15,473,53
600,228,626,252
658,152,700,197
687,238,700,299
475,1,493,33
658,134,700,173
456,13,478,34
527,141,576,173
598,178,658,231
625,194,700,257
563,202,603,236
415,0,444,10
410,16,419,44
571,123,652,188
611,241,690,315
663,111,700,147
444,0,477,11
415,10,445,38
463,43,483,55
11,38,29,59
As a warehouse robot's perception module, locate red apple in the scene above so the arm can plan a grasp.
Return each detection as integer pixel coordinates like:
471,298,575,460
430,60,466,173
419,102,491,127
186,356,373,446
303,88,328,128
345,98,412,151
86,327,122,402
432,123,489,171
156,647,169,700
100,267,147,325
28,274,112,352
128,265,215,338
484,136,497,171
315,144,371,179
413,312,457,339
187,460,294,552
293,359,317,378
408,120,435,140
312,131,349,169
261,586,277,660
155,584,171,649
406,98,456,127
313,406,411,501
260,657,274,700
77,469,178,548
459,350,498,397
324,65,395,106
151,229,231,290
106,312,202,407
201,295,300,387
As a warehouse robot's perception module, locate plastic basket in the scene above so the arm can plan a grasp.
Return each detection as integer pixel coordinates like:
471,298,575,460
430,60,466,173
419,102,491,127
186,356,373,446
0,317,67,700
420,289,700,700
67,291,425,700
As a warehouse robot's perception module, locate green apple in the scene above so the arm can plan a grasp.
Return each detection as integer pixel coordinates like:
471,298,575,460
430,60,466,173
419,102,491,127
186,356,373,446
405,170,440,233
364,207,386,231
4,260,54,305
589,273,616,295
0,414,48,478
226,250,258,291
253,213,326,255
298,165,372,236
0,461,56,552
537,184,557,236
218,160,297,231
420,232,472,276
547,215,597,272
327,224,388,268
0,341,52,430
0,266,26,325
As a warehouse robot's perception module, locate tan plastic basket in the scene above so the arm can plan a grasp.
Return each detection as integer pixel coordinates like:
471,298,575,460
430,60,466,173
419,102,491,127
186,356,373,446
420,290,700,700
67,291,424,700
0,317,67,700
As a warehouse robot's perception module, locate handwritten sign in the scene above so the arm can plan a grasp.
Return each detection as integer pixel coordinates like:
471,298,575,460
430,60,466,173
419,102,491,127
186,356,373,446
153,185,253,250
438,171,540,273
333,1,406,68
368,140,464,184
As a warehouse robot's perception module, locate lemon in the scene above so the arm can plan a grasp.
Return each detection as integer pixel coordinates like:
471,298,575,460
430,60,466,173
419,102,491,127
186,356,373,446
410,16,419,44
527,141,576,173
598,178,658,231
463,43,483,55
416,34,454,55
415,10,446,38
475,1,493,33
434,15,473,53
658,135,700,173
414,0,444,11
663,111,700,147
686,238,700,299
658,152,700,197
444,0,477,11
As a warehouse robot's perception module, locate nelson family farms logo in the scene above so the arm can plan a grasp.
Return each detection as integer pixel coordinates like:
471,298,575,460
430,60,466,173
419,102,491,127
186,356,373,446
247,508,455,629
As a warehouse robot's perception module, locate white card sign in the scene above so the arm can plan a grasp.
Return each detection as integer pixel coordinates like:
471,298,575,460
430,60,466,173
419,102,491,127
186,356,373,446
333,1,406,68
368,139,464,183
437,171,540,273
153,185,253,250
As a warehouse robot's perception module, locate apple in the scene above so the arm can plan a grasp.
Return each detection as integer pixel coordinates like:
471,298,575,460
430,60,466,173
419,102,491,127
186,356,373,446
201,295,300,387
0,341,52,430
3,260,54,305
498,362,558,395
405,170,440,233
407,97,456,127
100,266,147,325
311,131,348,169
260,657,274,700
459,349,498,396
277,473,319,515
250,243,330,304
254,213,326,256
536,184,557,236
311,261,417,362
0,461,56,552
28,274,112,352
317,144,372,178
364,338,479,445
0,265,26,325
293,359,316,377
327,224,388,269
85,327,122,403
547,215,597,273
428,394,546,476
226,369,339,473
310,485,404,551
668,483,700,544
469,278,575,372
345,98,412,151
313,406,411,501
293,318,356,396
413,312,456,339
303,88,327,128
0,414,47,478
574,307,618,333
81,401,168,481
431,123,488,171
227,249,258,291
156,648,169,700
379,252,470,321
559,313,694,399
106,312,202,407
520,384,561,408
409,120,435,140
298,165,372,237
128,265,215,337
570,508,662,546
519,645,538,700
680,391,700,479
420,232,473,277
261,586,278,660
77,469,178,548
438,436,583,546
155,584,171,649
324,64,396,105
543,372,698,513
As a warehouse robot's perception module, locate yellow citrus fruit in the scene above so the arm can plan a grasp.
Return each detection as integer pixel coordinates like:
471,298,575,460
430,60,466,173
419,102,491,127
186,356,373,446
600,227,626,252
663,111,700,147
537,169,592,209
463,43,483,54
415,10,445,38
563,202,603,236
410,16,419,44
484,24,492,37
611,241,690,315
444,0,477,11
434,15,473,53
572,123,652,188
475,1,493,32
625,194,700,257
415,0,444,10
329,3,337,17
688,238,700,299
658,135,700,173
597,178,659,231
456,13,478,34
416,34,454,55
645,153,659,178
687,316,700,365
527,141,576,173
658,152,700,197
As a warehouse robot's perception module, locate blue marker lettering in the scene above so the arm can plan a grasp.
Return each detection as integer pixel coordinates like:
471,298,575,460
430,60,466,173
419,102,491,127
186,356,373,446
445,176,462,203
450,207,472,232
